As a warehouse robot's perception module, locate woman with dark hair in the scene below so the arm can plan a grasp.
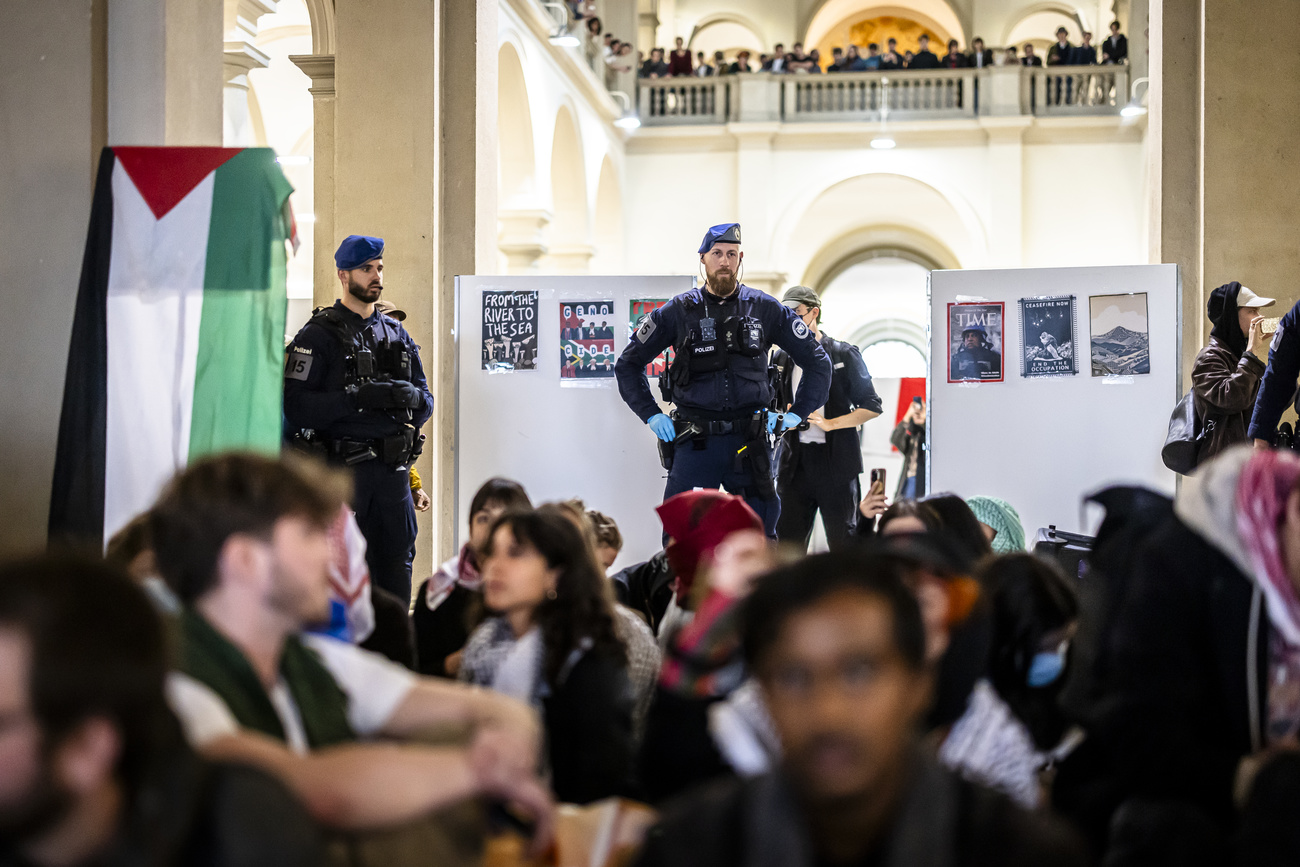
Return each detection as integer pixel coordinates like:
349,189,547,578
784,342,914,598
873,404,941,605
1191,281,1274,462
941,553,1080,808
923,492,996,564
412,477,531,678
875,498,941,536
460,507,634,804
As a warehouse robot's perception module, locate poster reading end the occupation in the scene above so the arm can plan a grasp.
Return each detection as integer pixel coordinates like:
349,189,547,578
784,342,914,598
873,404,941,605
947,302,1004,383
629,299,674,378
560,300,617,384
482,289,538,372
1019,295,1078,377
1089,293,1151,376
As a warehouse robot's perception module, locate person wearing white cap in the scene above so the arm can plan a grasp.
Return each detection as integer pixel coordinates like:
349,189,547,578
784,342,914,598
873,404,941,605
1191,281,1274,462
1250,289,1300,449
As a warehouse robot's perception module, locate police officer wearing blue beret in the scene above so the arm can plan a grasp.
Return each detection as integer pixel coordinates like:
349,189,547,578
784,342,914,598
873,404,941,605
614,223,832,536
284,235,434,603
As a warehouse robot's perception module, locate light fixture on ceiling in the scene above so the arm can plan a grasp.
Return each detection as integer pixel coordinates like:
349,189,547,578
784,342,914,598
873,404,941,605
610,91,641,130
1121,76,1150,117
870,136,896,149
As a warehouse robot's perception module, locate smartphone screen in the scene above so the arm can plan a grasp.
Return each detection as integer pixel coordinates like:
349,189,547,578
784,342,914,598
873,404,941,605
869,468,886,497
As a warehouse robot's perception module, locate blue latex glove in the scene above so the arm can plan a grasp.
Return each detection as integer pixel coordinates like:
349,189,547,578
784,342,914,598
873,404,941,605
648,413,676,442
768,411,801,435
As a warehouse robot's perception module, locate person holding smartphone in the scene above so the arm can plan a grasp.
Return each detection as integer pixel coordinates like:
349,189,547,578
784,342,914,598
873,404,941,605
771,286,884,551
894,397,928,499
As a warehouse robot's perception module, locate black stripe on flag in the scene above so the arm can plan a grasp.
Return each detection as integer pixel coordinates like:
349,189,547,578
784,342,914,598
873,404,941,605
48,149,115,547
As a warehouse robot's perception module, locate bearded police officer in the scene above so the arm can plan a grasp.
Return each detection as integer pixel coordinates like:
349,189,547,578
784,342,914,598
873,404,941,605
771,286,883,551
284,235,433,602
614,223,832,536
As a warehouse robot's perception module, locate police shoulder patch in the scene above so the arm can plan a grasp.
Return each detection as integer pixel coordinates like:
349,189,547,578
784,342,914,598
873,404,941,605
792,319,810,340
285,348,314,381
635,315,657,343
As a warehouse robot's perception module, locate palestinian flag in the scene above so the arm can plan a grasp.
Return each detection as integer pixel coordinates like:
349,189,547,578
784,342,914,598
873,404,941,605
49,147,296,547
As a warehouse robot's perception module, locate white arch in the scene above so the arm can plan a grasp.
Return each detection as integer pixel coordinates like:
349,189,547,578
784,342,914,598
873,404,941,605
591,156,625,273
772,169,988,281
847,319,929,355
803,0,968,49
498,42,537,208
1002,3,1090,45
302,0,335,54
547,104,590,270
687,13,768,59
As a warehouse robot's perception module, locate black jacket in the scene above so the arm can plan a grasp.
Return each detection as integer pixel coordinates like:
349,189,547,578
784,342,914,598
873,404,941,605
611,551,675,634
0,740,324,867
545,648,637,805
772,333,883,481
1101,34,1128,63
1062,512,1267,839
635,759,1087,867
890,417,926,499
909,50,940,69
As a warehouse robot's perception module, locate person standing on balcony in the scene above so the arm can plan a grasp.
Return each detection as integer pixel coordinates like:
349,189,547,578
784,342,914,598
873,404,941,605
762,44,787,72
694,52,714,77
827,47,845,72
910,34,941,68
786,43,815,72
727,50,753,74
1102,21,1128,64
968,37,993,68
880,38,902,69
1074,31,1097,64
668,36,693,77
640,47,669,79
941,39,967,68
1021,43,1043,66
1047,27,1073,65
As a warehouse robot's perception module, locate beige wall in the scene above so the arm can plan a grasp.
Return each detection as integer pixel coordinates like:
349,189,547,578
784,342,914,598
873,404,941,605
0,1,105,554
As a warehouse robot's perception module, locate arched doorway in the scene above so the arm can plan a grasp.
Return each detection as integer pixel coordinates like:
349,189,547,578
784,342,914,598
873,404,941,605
1004,5,1087,54
803,0,967,59
498,42,537,208
688,14,766,62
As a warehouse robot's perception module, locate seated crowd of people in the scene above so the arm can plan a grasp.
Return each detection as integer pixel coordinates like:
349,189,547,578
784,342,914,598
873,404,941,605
7,435,1300,866
638,22,1129,78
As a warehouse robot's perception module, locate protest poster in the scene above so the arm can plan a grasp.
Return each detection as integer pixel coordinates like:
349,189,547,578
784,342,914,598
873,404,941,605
1019,296,1078,377
482,289,538,372
629,299,674,378
560,300,617,382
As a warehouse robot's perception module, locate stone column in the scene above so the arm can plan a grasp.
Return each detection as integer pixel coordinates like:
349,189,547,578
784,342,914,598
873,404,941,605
222,0,275,146
733,124,785,295
981,116,1030,267
0,0,105,549
107,0,223,145
289,54,337,309
436,0,499,563
498,209,552,273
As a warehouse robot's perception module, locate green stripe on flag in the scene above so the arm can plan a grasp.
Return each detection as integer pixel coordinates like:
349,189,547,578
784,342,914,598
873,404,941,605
189,148,294,460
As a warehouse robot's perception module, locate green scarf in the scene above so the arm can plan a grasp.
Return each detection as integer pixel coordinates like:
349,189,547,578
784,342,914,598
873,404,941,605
178,609,355,748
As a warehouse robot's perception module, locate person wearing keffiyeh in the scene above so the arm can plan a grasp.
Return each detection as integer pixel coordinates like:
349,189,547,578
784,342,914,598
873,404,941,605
1087,445,1300,851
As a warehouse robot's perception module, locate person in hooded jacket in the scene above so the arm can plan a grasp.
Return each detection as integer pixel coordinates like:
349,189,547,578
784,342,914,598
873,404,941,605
1192,282,1274,462
1093,446,1300,854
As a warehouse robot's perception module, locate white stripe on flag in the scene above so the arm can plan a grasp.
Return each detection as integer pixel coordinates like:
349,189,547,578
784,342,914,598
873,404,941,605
103,163,212,541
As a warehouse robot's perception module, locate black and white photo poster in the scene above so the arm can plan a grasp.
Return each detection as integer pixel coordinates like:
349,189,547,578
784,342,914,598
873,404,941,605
481,289,539,372
1019,296,1078,377
1089,293,1151,376
946,302,1004,383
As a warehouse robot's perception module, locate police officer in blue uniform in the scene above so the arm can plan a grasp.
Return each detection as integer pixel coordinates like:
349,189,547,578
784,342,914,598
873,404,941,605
284,235,434,603
613,223,832,536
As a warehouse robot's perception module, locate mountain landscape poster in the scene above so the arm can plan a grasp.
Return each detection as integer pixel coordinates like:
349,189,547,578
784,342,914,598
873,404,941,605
1089,293,1151,376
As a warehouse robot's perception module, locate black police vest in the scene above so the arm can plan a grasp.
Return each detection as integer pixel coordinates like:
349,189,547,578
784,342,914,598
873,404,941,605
668,295,773,413
309,306,413,388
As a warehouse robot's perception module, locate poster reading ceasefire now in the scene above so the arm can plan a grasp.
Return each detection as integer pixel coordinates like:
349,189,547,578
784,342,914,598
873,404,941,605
482,289,538,372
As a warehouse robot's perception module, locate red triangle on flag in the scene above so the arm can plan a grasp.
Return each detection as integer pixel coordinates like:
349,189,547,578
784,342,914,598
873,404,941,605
113,147,243,219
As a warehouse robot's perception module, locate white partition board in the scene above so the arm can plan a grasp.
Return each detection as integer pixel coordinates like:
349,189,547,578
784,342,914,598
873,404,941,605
456,276,693,569
928,265,1180,537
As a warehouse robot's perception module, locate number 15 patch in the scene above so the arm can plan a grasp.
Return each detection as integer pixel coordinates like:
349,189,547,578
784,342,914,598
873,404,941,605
285,348,314,381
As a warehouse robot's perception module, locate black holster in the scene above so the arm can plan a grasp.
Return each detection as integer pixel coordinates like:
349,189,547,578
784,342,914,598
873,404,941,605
657,438,674,470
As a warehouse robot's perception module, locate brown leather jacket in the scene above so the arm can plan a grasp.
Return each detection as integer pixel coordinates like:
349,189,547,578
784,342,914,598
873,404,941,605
1191,336,1265,462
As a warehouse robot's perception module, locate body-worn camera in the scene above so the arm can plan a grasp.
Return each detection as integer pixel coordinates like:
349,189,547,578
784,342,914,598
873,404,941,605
723,316,764,357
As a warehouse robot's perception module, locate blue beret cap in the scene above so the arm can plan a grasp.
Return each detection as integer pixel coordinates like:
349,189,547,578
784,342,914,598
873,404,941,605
335,235,385,270
698,223,742,254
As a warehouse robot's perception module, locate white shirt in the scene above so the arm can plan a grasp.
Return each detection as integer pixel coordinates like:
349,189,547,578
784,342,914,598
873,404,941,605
790,364,828,444
166,633,417,754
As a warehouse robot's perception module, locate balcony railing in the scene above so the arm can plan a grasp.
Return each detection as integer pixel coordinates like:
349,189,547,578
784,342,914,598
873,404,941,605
784,69,977,121
637,66,1129,126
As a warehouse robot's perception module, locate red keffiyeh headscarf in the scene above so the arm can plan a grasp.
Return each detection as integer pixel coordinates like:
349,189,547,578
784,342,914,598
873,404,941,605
656,490,763,601
1237,449,1300,646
